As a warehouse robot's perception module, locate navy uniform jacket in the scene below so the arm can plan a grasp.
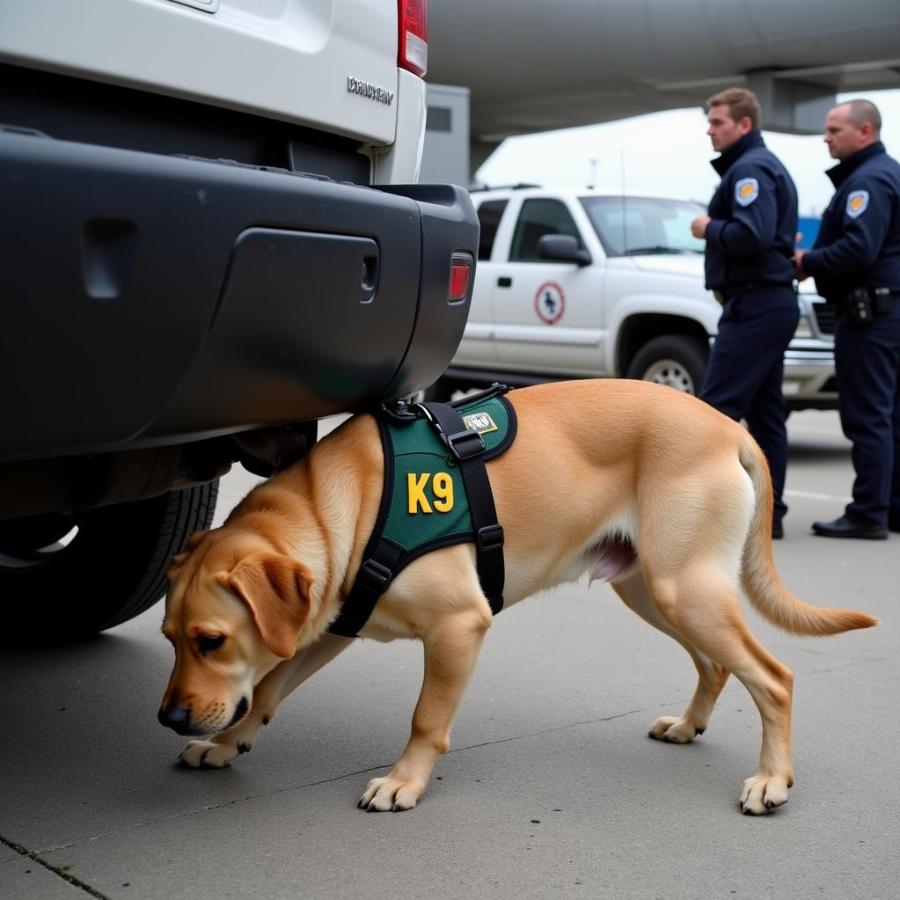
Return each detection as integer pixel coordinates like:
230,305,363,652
802,141,900,301
704,130,798,291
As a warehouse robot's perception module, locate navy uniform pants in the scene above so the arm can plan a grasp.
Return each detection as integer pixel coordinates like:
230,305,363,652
834,299,900,528
700,286,799,524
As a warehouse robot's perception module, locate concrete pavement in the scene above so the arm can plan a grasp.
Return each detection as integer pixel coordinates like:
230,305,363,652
1,410,897,899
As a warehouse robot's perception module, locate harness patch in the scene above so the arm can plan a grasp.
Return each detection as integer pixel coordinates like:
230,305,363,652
462,411,498,434
406,471,454,514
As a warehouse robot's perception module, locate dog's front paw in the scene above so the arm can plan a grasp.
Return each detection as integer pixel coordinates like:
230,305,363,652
358,775,425,812
739,773,791,815
648,715,702,743
179,738,243,769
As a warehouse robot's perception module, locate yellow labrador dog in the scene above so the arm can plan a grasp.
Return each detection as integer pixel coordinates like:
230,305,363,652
159,380,875,815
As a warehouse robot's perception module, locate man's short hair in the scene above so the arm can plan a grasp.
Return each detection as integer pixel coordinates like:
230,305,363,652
841,99,882,135
706,88,761,130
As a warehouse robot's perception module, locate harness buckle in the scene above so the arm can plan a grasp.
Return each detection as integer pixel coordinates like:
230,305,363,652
380,399,421,423
476,523,504,552
444,428,485,461
356,558,393,594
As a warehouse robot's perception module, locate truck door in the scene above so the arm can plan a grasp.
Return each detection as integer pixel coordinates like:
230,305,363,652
492,197,607,375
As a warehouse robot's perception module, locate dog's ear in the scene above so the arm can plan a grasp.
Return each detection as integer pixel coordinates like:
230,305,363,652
167,530,210,580
219,552,313,658
166,552,190,580
184,529,210,551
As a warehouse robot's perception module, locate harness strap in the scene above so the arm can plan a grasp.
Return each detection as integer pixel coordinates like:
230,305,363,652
420,401,505,615
328,537,404,638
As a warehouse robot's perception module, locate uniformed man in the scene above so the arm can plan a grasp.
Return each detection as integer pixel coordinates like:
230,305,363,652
690,87,799,538
795,99,900,540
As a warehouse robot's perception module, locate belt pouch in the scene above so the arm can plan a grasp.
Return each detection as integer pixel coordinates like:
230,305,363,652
872,288,893,316
846,287,874,325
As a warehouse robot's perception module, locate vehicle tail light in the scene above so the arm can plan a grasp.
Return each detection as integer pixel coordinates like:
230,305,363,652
448,256,471,302
398,0,428,77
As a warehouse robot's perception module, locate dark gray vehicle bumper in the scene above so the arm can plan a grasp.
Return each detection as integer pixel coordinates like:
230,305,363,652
0,127,477,462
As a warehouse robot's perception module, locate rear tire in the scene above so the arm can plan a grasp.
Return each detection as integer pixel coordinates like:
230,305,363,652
626,335,708,395
0,481,218,640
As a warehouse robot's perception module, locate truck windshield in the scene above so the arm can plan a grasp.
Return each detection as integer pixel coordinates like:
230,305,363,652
579,196,706,257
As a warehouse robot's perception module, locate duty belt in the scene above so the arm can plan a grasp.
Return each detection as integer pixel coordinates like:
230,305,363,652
712,283,793,303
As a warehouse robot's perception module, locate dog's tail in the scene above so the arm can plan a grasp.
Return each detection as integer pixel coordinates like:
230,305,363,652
738,436,877,636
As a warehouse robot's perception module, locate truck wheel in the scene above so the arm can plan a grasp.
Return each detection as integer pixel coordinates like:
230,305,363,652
0,482,218,641
626,335,708,395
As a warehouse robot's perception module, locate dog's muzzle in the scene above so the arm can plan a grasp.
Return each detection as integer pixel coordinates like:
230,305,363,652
158,695,250,735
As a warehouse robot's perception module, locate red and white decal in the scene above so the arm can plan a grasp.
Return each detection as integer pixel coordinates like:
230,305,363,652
534,281,565,325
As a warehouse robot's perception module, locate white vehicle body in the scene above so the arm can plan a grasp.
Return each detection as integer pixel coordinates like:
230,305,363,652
443,187,836,410
0,0,425,183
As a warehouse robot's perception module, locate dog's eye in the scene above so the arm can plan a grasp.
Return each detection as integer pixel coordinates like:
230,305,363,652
197,634,225,654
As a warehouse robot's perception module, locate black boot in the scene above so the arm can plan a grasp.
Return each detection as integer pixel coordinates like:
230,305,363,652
811,515,887,540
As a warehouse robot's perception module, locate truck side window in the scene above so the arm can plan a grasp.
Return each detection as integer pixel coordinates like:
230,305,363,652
477,200,508,260
510,199,583,262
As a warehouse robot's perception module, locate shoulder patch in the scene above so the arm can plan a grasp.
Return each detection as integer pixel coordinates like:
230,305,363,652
735,177,759,207
846,190,869,219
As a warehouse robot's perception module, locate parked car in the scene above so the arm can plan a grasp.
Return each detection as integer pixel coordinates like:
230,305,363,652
0,0,477,637
429,186,836,409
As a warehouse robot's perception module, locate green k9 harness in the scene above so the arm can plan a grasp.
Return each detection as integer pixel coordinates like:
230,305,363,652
328,385,516,638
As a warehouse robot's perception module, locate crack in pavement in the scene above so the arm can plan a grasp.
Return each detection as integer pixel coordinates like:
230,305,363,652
0,833,111,899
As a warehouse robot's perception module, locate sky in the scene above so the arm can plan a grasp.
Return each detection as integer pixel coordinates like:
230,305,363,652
475,89,900,218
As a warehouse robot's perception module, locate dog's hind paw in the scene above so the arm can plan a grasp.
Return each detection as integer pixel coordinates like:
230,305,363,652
648,716,701,743
739,774,791,815
179,739,240,769
358,775,424,812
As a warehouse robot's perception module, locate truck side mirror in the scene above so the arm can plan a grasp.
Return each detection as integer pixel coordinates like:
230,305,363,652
537,234,591,267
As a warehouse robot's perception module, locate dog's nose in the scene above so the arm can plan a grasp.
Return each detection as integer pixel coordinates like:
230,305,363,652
158,703,192,734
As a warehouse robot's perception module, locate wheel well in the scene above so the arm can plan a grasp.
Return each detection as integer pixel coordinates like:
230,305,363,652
616,314,710,376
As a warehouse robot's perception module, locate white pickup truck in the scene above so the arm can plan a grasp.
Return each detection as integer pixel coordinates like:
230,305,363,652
431,186,836,408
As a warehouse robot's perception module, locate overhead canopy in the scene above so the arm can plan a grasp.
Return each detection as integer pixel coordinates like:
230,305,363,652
428,0,900,143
